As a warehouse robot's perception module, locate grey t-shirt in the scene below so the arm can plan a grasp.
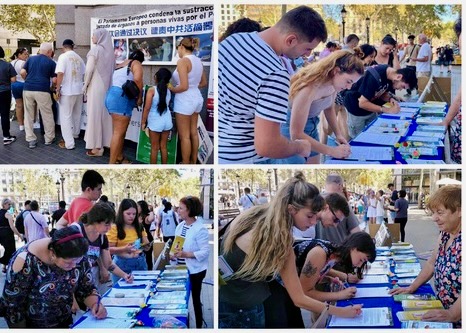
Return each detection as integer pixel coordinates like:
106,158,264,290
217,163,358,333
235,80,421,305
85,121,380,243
315,210,360,245
395,198,409,219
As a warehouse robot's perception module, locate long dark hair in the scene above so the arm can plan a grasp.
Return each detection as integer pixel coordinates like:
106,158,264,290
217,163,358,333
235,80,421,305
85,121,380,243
335,232,376,279
116,199,142,240
155,68,172,115
137,200,150,221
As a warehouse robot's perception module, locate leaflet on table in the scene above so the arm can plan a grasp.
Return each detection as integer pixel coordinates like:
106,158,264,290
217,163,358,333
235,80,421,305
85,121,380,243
398,147,438,156
357,275,389,284
375,255,390,261
132,270,161,276
419,109,446,116
401,300,443,310
148,298,187,305
396,278,417,285
343,146,394,161
391,244,413,250
393,294,438,302
371,118,411,128
161,269,188,276
399,107,420,113
401,320,453,329
151,290,187,299
365,125,409,136
399,102,424,108
149,303,188,310
105,306,141,319
378,112,416,120
405,159,446,164
395,272,421,278
396,310,429,321
149,308,189,317
415,117,444,125
101,297,146,307
405,136,444,146
325,159,380,164
352,132,401,146
424,101,447,107
117,279,154,287
354,287,391,298
156,281,187,291
73,316,137,329
410,131,445,139
106,288,151,298
328,307,393,327
416,125,446,132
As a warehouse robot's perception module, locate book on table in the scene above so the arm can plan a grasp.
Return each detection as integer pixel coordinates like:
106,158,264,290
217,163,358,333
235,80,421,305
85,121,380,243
401,300,443,311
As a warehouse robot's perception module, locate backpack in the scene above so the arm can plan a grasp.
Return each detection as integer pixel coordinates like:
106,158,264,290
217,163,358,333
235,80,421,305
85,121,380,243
15,211,25,234
121,60,140,100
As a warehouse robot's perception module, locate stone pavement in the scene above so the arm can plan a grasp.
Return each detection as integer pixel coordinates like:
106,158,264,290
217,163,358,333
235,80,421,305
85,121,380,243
0,223,214,329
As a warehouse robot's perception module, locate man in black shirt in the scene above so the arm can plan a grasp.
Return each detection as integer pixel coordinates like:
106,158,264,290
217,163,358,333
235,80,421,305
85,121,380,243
343,65,417,139
51,200,66,229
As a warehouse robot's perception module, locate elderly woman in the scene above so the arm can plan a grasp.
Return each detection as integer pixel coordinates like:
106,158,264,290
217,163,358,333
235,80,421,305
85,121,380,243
0,227,107,328
389,185,461,327
0,198,24,272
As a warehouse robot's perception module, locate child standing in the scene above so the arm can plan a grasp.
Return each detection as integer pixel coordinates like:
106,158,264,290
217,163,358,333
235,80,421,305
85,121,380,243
141,68,172,164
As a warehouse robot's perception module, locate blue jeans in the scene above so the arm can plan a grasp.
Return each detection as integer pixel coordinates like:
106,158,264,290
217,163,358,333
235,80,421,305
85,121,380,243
112,253,148,284
219,301,265,328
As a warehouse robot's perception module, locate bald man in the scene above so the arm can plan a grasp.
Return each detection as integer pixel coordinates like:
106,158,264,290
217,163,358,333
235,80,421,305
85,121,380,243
412,33,432,77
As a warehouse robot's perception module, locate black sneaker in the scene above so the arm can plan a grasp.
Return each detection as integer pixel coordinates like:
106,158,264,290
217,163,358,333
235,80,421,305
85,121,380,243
28,140,38,149
3,136,16,145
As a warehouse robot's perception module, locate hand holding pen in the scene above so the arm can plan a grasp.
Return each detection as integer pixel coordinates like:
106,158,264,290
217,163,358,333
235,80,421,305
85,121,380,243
92,296,107,319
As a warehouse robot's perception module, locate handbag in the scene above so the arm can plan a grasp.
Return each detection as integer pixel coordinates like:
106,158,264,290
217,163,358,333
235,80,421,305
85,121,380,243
121,60,140,99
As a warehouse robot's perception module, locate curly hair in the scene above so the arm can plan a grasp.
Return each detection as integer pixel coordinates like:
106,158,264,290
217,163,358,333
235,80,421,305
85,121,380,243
223,171,325,282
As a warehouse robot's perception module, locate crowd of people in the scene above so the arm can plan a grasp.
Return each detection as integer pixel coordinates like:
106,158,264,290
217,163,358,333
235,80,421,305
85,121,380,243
219,171,461,328
218,6,461,164
0,169,209,328
0,28,207,164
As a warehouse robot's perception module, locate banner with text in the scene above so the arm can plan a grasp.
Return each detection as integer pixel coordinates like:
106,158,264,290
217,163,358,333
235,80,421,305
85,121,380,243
90,5,214,65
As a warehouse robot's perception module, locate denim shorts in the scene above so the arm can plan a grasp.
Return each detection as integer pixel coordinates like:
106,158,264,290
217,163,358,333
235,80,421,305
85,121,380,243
112,253,147,284
219,301,265,328
105,86,136,117
11,81,24,99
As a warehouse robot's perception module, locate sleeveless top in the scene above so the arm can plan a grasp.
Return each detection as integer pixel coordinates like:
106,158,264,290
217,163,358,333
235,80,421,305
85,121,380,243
112,63,134,88
172,54,203,90
0,209,12,234
293,239,337,279
434,231,461,327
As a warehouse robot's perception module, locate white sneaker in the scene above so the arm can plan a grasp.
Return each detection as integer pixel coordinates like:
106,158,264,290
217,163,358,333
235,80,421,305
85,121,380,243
19,125,24,131
33,122,40,129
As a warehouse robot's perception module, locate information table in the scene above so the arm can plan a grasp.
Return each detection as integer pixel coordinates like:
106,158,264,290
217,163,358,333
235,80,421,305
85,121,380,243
72,267,190,329
327,244,437,328
327,102,448,164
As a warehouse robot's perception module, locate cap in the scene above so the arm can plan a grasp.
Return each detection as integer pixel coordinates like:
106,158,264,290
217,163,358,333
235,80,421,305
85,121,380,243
62,39,75,47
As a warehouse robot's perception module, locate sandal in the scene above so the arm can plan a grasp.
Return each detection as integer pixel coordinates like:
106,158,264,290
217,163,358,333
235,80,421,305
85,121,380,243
116,157,132,164
86,148,104,157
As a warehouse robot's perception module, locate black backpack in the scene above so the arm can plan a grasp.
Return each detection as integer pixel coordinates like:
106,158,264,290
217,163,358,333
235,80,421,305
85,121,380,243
15,211,26,234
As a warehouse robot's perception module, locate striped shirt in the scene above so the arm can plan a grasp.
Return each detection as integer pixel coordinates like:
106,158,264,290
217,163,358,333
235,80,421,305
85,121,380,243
218,32,290,164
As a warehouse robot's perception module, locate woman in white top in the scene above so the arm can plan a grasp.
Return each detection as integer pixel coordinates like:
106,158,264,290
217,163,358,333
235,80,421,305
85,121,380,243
105,50,144,164
10,48,29,131
366,190,377,224
156,200,178,243
169,37,207,164
375,190,386,224
141,68,172,164
24,200,49,243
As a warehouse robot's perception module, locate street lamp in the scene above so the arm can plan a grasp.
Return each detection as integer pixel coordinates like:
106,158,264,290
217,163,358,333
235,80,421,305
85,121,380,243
341,5,347,42
236,174,241,200
365,16,370,44
126,184,131,198
267,170,272,198
273,168,278,194
394,27,398,42
60,173,65,202
143,191,146,200
55,180,60,203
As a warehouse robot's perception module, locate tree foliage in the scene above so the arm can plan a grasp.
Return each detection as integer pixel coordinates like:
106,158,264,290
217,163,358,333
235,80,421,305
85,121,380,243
0,5,56,43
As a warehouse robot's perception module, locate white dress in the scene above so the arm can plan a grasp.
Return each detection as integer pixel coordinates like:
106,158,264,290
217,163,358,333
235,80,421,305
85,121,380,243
366,197,377,218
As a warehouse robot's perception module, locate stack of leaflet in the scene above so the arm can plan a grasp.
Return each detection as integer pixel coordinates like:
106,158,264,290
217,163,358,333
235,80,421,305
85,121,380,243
156,267,188,291
415,102,446,125
352,118,410,147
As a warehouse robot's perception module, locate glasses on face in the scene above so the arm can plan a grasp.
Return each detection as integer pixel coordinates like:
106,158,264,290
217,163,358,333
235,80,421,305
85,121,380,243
328,206,341,224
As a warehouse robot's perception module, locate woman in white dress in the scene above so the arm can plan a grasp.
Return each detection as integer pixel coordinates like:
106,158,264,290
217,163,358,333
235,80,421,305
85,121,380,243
366,190,377,224
169,37,207,164
83,28,114,157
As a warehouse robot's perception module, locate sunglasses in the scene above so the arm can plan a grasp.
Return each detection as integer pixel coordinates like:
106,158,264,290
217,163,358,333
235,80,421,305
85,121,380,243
328,206,341,224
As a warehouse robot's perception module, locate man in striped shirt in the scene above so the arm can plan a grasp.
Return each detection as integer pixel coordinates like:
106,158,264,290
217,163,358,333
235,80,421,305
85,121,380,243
218,6,327,164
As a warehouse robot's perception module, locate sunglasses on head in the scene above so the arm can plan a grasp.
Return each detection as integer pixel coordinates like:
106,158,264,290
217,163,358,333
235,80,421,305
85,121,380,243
328,206,341,224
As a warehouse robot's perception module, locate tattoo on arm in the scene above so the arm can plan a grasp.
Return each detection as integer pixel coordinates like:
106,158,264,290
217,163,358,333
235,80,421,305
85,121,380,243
302,261,318,278
108,264,116,272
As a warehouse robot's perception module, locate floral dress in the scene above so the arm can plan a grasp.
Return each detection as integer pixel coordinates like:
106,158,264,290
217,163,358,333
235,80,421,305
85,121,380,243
434,231,461,328
1,244,97,328
449,107,461,164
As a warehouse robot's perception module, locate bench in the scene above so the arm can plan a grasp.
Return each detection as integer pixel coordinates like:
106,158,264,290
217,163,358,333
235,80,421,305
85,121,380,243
218,208,241,229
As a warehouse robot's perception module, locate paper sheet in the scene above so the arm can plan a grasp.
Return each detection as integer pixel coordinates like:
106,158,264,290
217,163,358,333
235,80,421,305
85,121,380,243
344,146,393,161
416,117,444,125
325,159,380,164
371,118,411,128
366,266,389,275
106,288,150,298
411,131,445,139
73,316,136,329
399,102,424,108
328,307,392,327
132,270,161,275
352,132,401,146
101,297,146,307
357,275,389,284
117,280,153,287
354,287,391,298
405,159,445,164
105,306,141,319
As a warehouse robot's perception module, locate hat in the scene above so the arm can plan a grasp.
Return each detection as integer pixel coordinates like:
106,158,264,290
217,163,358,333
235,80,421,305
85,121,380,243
62,39,75,47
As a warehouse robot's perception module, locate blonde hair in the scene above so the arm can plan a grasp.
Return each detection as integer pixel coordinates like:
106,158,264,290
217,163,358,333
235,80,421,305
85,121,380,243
223,171,324,282
427,185,461,213
290,49,365,100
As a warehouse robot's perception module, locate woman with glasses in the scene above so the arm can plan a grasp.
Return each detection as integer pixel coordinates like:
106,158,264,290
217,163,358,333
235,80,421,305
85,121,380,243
107,199,151,284
169,37,207,164
72,202,133,295
0,226,107,328
270,232,376,327
10,47,29,132
219,172,362,328
0,198,24,273
172,195,209,328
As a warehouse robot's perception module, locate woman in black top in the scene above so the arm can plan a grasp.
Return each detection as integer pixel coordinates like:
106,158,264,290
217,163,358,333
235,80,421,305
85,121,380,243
0,198,24,272
137,200,155,270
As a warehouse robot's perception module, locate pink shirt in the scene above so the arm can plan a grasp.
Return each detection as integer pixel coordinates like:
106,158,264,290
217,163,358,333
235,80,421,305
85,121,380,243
63,197,93,224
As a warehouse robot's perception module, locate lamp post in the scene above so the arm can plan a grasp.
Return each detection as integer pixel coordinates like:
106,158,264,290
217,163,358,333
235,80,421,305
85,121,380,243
59,173,65,202
273,168,278,194
341,5,347,42
365,16,370,44
236,174,241,200
143,191,146,201
126,184,131,198
267,170,272,198
55,180,60,203
395,27,398,42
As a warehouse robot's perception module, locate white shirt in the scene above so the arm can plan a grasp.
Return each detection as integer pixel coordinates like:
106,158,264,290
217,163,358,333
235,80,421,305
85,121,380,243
55,50,85,95
416,42,432,73
239,194,258,210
